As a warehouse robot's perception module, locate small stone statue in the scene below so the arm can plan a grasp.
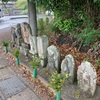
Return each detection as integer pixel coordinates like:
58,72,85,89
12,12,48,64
11,27,16,43
15,23,22,38
15,23,24,47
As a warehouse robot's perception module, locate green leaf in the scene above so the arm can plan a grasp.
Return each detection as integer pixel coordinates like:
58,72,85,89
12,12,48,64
2,41,9,47
94,0,98,3
47,71,69,92
13,49,20,58
29,55,40,69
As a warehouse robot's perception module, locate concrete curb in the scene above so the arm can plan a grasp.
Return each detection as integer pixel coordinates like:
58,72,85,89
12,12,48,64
10,17,28,20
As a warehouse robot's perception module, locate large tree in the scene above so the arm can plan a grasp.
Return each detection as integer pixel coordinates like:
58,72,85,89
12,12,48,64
35,0,100,46
2,0,100,44
27,0,37,36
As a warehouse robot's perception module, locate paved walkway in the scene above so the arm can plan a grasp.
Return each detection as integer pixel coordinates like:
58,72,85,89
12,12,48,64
0,49,42,100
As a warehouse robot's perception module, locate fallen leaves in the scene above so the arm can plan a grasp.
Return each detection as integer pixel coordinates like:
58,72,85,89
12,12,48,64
3,51,56,100
49,34,100,85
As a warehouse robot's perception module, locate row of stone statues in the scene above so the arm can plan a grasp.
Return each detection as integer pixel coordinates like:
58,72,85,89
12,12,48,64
11,22,97,97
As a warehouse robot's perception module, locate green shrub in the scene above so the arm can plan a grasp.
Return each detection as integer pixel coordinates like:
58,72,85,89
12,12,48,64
84,56,91,61
37,18,53,36
53,17,78,34
37,18,45,36
78,29,100,46
29,55,40,69
96,59,100,67
2,41,9,47
47,71,69,92
13,49,20,58
45,17,49,25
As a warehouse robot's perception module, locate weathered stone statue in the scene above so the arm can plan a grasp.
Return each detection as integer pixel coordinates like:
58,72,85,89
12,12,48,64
21,22,31,44
77,61,97,96
47,45,60,72
15,23,22,38
15,23,24,47
37,35,49,67
11,27,16,46
61,54,75,83
21,22,38,56
29,36,37,55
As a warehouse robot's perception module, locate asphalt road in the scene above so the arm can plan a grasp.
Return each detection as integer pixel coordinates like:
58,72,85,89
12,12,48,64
0,14,51,29
0,15,28,29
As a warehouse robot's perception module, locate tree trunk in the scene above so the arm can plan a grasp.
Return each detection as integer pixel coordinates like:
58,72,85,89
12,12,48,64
27,0,37,36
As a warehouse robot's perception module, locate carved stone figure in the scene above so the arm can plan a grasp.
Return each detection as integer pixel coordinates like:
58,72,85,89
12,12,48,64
29,36,37,55
21,22,32,44
37,35,49,67
14,23,24,48
47,45,60,72
15,23,22,39
77,61,97,96
11,27,16,43
61,54,75,83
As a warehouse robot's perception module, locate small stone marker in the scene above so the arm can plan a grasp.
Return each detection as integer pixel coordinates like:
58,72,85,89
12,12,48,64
37,35,49,59
61,54,75,83
21,22,38,55
18,22,33,55
11,27,16,43
21,22,32,44
77,61,97,96
20,43,30,56
37,35,49,67
15,23,22,39
47,45,60,72
14,23,23,48
29,36,38,55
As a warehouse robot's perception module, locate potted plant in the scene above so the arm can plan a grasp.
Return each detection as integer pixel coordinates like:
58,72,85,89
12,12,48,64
29,55,40,78
47,71,69,100
13,49,20,66
2,41,9,53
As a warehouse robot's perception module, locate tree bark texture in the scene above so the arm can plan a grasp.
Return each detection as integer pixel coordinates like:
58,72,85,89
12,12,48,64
27,0,37,36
